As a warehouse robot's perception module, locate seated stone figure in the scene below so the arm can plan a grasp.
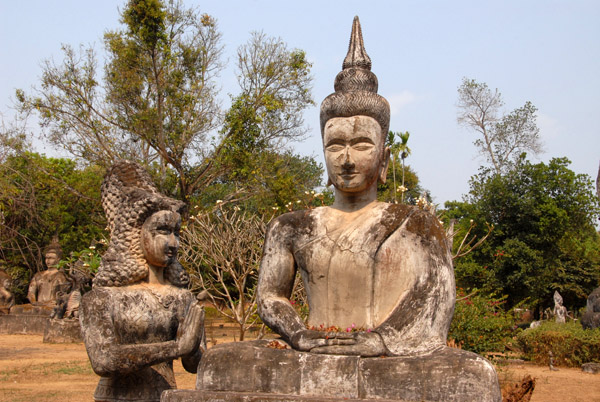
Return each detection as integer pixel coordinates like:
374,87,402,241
0,269,14,310
582,286,600,329
80,161,205,402
178,17,500,402
27,238,70,306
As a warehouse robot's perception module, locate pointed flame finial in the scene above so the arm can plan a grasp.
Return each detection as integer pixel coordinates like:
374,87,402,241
342,16,372,70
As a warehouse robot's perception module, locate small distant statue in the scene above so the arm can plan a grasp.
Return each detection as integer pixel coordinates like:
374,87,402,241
0,269,14,309
582,287,600,330
80,161,205,402
553,291,567,323
27,238,71,306
51,265,90,319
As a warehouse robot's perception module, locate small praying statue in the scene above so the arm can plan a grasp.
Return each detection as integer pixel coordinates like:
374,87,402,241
80,161,204,402
553,290,567,323
27,237,70,306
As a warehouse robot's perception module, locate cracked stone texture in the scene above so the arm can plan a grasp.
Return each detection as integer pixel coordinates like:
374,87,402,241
170,16,501,402
188,340,499,401
582,286,600,329
80,161,203,402
27,268,70,306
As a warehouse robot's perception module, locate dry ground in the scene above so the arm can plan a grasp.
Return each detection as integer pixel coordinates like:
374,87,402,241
0,334,599,401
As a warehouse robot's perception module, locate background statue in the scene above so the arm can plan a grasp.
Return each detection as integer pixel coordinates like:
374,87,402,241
80,161,204,402
191,17,500,402
582,287,600,329
27,237,70,306
553,290,567,323
0,269,14,309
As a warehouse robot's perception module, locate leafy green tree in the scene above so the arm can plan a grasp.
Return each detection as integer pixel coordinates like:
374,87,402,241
387,131,411,203
0,153,105,302
17,0,315,203
445,156,600,311
377,162,424,205
457,78,543,174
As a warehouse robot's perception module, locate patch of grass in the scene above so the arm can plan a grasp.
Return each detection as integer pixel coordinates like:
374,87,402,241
0,368,18,381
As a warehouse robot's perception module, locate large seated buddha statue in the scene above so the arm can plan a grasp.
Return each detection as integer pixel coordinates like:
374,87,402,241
163,17,501,402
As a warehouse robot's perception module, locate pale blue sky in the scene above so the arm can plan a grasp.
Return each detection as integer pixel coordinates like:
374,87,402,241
1,0,599,206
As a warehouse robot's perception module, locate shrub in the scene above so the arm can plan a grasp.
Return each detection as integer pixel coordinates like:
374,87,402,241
448,290,519,354
517,321,600,367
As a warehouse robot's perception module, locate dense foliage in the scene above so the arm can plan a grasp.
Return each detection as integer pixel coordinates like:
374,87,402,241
17,0,316,203
445,156,600,312
0,153,105,301
448,290,518,354
518,321,600,367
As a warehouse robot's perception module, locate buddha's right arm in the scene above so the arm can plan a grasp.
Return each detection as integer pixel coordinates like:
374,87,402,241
257,220,306,343
79,289,182,376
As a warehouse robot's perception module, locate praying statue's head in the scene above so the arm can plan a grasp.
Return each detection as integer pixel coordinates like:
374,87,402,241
93,161,189,288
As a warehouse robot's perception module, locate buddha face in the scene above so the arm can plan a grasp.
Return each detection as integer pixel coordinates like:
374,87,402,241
45,252,60,269
324,115,389,194
141,210,181,268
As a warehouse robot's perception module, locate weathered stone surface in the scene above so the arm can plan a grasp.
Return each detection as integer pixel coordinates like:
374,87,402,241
582,287,600,330
179,17,500,402
0,269,14,309
553,291,567,323
188,341,500,402
28,238,71,306
582,362,600,374
43,318,82,343
162,390,400,402
80,161,205,402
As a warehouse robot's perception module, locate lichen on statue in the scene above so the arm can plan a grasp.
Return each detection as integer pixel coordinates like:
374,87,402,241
79,161,205,402
190,17,501,402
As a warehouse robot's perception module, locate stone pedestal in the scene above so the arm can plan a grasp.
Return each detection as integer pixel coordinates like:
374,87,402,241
0,304,52,334
43,318,82,343
161,340,501,402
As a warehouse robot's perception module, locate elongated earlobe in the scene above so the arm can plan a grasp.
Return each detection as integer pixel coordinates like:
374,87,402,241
327,177,333,187
378,147,391,184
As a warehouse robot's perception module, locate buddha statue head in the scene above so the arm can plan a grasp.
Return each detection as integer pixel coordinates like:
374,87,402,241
43,236,63,269
93,161,189,288
320,17,391,196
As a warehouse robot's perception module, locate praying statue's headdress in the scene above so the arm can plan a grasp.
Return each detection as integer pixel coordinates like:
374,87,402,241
43,235,63,260
93,161,189,287
320,16,390,137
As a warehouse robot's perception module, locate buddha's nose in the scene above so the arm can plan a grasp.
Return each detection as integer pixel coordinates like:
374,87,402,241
342,148,355,170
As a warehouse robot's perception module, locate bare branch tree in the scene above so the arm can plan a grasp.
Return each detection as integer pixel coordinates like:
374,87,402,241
457,78,543,174
180,207,266,341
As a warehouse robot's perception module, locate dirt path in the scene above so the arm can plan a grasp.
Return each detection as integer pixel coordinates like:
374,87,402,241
1,334,599,401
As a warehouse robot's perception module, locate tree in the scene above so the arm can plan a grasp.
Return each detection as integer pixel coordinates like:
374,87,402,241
180,207,266,341
445,156,600,311
17,0,315,202
387,131,411,203
0,153,105,302
457,78,543,174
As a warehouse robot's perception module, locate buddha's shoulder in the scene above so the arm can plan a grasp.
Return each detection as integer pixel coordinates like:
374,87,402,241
381,203,447,244
268,208,321,232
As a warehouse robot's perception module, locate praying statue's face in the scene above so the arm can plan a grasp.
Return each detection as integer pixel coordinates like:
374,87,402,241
141,210,181,268
324,115,387,194
45,252,60,269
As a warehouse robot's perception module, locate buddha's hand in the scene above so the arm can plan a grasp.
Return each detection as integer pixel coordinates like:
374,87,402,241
309,331,387,357
289,329,355,352
176,301,205,356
